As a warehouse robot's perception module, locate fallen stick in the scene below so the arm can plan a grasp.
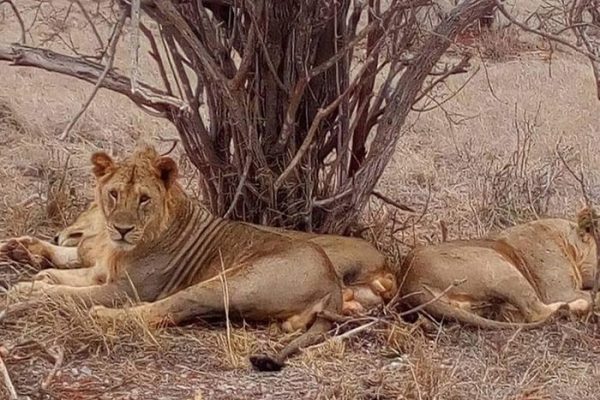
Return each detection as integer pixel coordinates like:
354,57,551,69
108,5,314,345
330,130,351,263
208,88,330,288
41,346,64,390
308,280,466,350
0,349,18,400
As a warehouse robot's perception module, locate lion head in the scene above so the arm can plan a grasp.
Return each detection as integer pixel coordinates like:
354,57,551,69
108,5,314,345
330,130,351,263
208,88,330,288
54,202,102,246
91,146,180,250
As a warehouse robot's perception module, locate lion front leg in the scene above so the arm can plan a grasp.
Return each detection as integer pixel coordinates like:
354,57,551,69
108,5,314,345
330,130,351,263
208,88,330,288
8,280,129,307
1,236,81,269
91,278,229,326
33,265,108,287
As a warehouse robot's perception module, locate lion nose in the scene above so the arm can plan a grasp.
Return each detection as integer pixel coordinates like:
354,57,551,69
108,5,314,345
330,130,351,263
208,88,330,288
114,225,134,238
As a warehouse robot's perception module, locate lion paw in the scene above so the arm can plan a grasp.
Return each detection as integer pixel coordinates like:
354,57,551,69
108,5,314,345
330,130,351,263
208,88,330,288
90,305,119,319
0,237,51,269
32,270,59,284
1,239,35,264
342,300,365,316
90,305,138,322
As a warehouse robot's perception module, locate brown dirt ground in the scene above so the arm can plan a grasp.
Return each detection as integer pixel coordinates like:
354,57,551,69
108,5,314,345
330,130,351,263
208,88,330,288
1,1,600,399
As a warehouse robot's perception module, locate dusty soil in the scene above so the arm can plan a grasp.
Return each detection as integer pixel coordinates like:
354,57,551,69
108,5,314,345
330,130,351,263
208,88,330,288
1,1,600,399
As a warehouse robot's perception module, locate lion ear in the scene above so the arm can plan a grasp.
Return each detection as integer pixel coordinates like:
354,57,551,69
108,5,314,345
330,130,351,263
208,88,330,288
91,152,114,178
576,206,598,240
154,156,178,189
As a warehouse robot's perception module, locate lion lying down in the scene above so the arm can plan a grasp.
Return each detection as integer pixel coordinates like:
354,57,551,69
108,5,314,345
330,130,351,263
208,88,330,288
399,215,599,328
2,146,396,371
45,202,397,317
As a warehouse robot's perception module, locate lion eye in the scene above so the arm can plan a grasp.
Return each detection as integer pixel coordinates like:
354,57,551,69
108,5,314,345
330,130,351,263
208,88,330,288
109,190,118,200
139,194,150,204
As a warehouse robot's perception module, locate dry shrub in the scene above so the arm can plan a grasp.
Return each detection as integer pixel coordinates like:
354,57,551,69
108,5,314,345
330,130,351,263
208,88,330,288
0,147,88,239
475,25,541,61
473,107,565,231
0,98,26,137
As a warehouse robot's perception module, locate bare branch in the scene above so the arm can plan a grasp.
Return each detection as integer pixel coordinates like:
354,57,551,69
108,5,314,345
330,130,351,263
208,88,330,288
60,11,127,140
0,0,25,44
0,43,188,111
130,0,142,93
40,346,64,390
414,55,472,104
140,23,173,95
372,190,416,213
73,0,104,54
0,349,17,400
153,0,231,97
335,0,497,230
495,0,600,62
274,53,379,189
224,155,252,218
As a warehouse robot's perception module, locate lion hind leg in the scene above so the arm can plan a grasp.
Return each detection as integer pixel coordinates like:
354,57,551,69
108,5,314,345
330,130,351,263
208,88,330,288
341,272,398,316
487,276,567,323
250,294,336,372
369,272,397,301
282,293,332,333
568,298,590,314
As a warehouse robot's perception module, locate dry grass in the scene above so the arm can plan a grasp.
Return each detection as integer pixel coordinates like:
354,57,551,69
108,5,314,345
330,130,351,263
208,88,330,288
1,0,600,399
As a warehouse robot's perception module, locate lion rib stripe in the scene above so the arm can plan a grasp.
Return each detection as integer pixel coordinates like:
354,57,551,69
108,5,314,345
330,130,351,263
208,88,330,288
167,218,225,292
182,223,227,287
165,207,208,260
160,212,211,292
163,217,225,295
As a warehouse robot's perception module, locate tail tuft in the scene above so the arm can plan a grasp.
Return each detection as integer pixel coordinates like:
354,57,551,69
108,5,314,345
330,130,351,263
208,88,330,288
249,354,285,372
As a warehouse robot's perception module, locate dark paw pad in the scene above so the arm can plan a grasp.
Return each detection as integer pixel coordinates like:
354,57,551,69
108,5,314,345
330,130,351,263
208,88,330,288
1,240,33,265
249,355,284,372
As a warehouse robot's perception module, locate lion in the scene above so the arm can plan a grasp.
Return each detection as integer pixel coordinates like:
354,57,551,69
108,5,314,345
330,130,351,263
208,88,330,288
47,201,396,315
3,146,395,371
399,216,598,328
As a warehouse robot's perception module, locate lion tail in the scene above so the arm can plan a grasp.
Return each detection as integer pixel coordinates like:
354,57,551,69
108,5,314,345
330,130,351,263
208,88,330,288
422,299,554,330
249,316,332,372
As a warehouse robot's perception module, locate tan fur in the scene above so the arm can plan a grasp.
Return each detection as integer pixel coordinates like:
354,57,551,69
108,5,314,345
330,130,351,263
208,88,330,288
3,146,394,371
399,218,598,328
51,201,396,315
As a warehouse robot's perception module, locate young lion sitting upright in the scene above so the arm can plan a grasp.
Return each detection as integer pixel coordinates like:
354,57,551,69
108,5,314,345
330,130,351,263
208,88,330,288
3,146,393,371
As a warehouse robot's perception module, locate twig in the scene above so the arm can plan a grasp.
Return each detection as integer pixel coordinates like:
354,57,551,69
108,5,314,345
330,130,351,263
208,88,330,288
217,251,234,365
414,55,472,104
59,10,127,140
224,155,251,219
41,346,64,390
130,0,141,93
307,320,379,350
397,279,467,317
313,188,354,207
158,137,178,156
372,190,416,213
0,0,25,44
494,0,600,62
73,0,104,54
0,350,17,400
309,280,465,351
